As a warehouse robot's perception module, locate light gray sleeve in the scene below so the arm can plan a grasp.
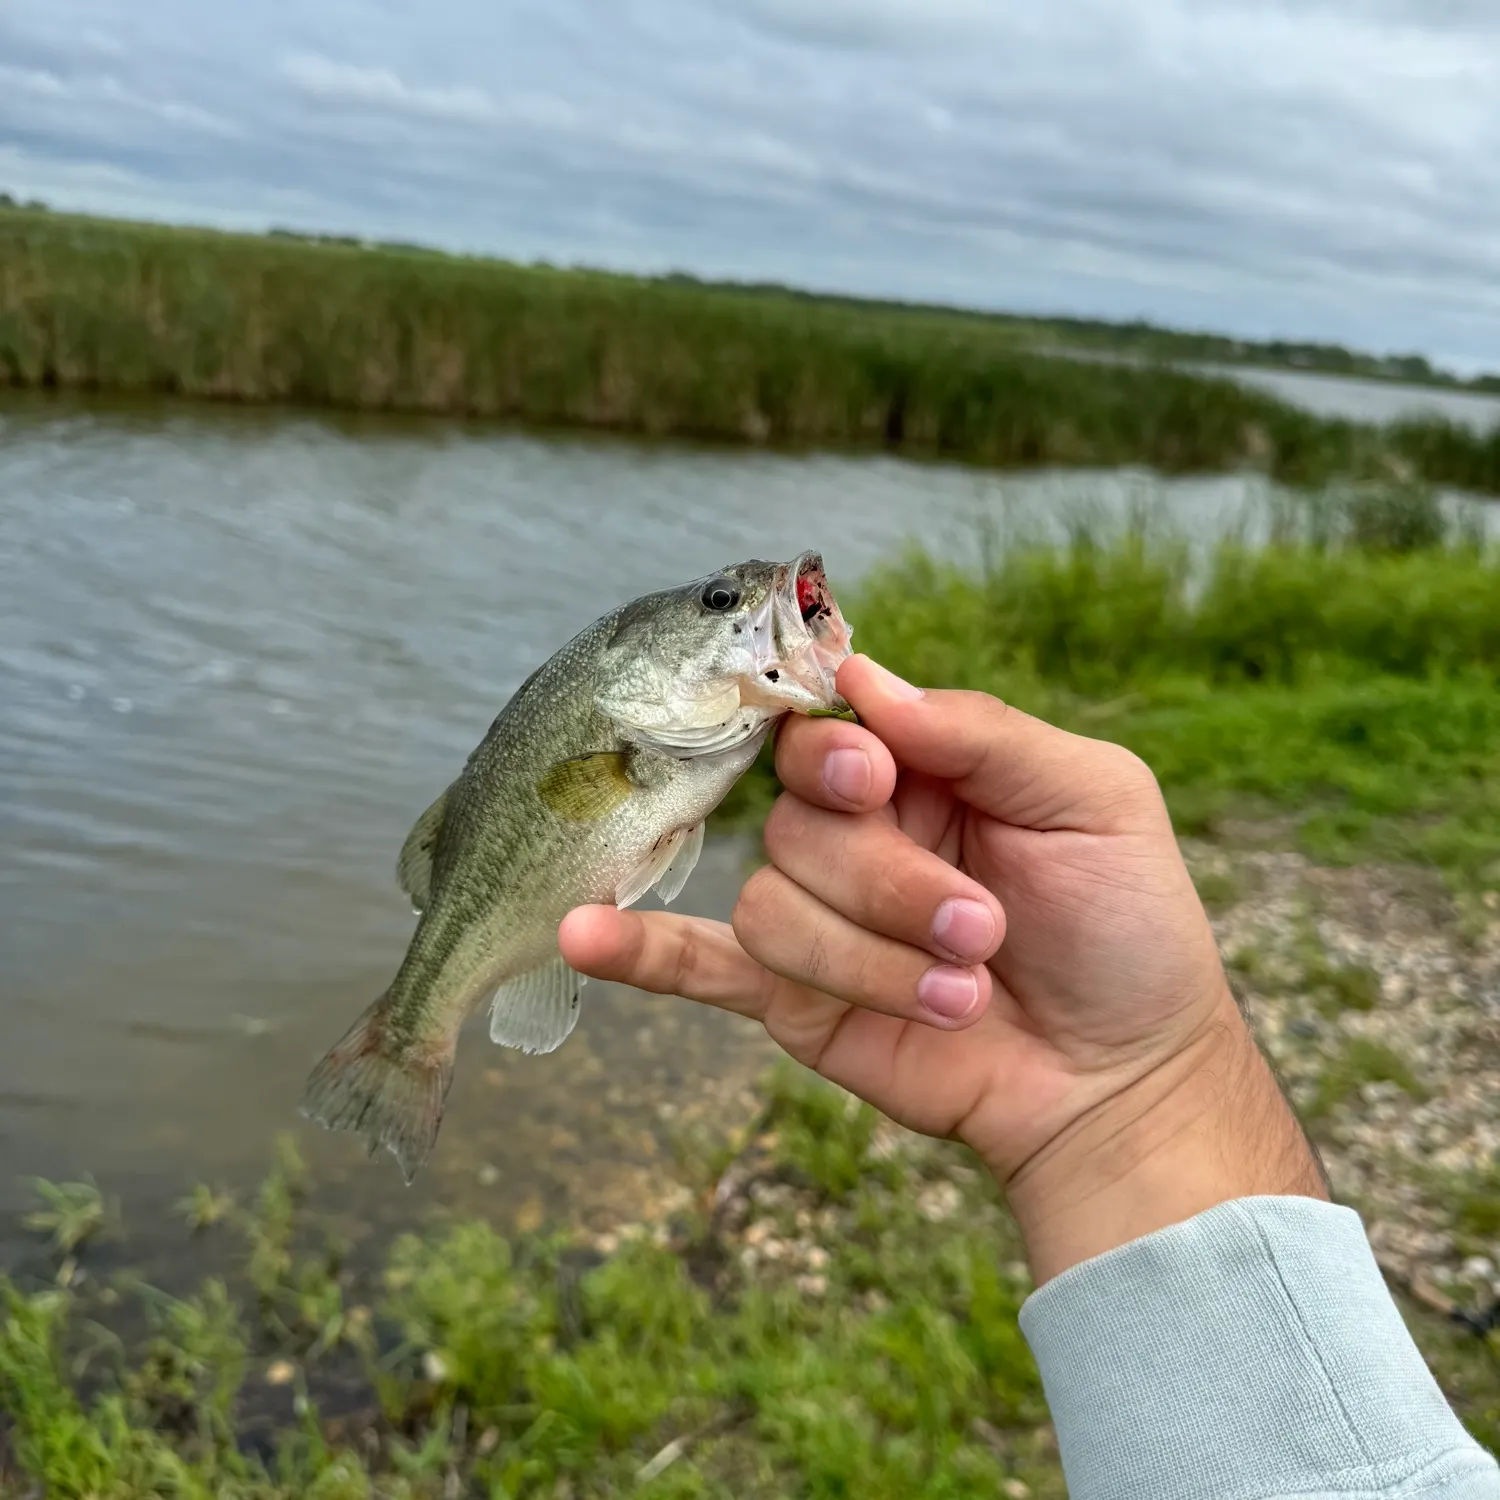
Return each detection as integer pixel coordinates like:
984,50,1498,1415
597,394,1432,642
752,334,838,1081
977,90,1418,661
1017,1196,1500,1500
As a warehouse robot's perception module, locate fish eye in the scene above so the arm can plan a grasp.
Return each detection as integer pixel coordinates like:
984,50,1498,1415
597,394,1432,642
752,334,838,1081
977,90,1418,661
701,577,741,612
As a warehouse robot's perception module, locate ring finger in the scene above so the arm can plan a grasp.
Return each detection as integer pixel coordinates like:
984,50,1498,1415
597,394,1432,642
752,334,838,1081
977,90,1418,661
733,865,992,1029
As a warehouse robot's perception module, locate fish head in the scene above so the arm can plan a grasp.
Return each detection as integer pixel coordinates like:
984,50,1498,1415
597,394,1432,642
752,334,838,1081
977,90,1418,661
731,552,855,715
597,552,855,757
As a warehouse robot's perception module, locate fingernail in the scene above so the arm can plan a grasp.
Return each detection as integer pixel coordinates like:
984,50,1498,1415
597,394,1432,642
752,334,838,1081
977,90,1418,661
823,747,871,804
931,898,995,962
864,658,924,701
918,965,979,1021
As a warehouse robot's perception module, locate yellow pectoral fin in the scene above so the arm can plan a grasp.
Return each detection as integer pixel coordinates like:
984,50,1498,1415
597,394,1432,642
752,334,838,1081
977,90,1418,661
537,752,635,821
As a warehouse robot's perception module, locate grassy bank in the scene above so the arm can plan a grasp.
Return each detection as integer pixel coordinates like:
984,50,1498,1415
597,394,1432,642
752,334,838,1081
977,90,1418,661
725,487,1500,893
3,1055,1495,1499
1,1075,1064,1499
3,207,1499,494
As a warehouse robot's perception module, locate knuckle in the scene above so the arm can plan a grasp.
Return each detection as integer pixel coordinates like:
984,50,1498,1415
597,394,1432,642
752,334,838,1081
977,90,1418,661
732,866,782,941
1101,742,1159,795
843,940,882,1002
669,928,700,996
864,857,911,926
762,793,807,858
804,925,830,986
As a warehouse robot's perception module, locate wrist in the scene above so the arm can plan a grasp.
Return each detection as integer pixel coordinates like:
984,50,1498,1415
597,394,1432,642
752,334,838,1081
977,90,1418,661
1001,991,1328,1284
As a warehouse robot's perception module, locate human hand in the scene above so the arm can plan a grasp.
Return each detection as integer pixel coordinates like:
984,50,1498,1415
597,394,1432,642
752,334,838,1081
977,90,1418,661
560,655,1325,1279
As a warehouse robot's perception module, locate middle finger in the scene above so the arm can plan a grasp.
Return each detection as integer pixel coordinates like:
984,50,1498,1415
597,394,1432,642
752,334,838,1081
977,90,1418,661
733,865,992,1029
764,794,1006,965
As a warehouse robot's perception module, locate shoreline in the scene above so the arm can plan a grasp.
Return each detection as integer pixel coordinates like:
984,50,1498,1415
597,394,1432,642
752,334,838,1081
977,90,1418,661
3,209,1498,498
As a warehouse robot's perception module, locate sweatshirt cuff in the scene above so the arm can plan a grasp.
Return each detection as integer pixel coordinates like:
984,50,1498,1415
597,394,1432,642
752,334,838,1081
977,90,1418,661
1018,1196,1498,1500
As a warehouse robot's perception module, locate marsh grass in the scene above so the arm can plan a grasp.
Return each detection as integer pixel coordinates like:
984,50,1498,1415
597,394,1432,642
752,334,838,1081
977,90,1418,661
3,208,1500,493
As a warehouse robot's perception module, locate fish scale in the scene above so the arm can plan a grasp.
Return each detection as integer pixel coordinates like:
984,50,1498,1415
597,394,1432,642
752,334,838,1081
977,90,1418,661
301,552,853,1181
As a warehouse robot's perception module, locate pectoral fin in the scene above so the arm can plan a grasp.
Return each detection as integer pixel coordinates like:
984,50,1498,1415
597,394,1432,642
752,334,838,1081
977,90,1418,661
537,752,634,822
396,785,452,912
488,957,586,1055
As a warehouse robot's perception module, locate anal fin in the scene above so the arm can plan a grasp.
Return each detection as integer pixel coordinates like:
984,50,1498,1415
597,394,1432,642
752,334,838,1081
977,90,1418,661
488,956,586,1055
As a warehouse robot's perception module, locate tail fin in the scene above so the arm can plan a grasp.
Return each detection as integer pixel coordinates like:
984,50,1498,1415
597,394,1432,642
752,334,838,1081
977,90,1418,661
299,993,454,1184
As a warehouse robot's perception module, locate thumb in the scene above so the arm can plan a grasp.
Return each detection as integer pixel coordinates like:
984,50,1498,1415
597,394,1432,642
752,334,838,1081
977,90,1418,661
837,655,1159,834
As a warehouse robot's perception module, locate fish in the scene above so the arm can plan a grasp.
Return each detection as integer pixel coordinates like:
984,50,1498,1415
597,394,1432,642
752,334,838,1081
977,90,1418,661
300,551,853,1181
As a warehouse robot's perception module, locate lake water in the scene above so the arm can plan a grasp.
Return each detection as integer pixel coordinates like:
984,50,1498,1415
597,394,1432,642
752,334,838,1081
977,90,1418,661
1201,363,1500,434
1047,347,1500,434
0,390,1491,1264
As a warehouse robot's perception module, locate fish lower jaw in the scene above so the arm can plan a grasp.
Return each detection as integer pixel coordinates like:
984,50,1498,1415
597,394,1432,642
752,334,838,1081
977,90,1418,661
739,655,842,715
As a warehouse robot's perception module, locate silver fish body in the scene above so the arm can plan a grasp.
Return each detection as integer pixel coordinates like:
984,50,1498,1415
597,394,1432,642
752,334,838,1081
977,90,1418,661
301,552,852,1179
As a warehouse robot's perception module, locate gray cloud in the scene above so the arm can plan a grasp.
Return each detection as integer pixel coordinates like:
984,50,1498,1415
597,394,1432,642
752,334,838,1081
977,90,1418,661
1,0,1498,369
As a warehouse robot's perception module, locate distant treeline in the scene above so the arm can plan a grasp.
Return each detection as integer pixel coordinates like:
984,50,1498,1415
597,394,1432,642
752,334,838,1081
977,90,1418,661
1,205,1497,494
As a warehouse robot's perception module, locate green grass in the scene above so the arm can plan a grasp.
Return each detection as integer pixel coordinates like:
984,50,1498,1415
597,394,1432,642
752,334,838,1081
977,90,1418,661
4,1070,1492,1493
3,206,1500,492
1304,1038,1430,1123
722,495,1500,893
1452,1163,1500,1244
0,1074,1063,1499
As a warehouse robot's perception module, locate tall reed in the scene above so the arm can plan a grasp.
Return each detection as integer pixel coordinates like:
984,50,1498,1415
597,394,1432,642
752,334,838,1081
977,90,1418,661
3,208,1497,493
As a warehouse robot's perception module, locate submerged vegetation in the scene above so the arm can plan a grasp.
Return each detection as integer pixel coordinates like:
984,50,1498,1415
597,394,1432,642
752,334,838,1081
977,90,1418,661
2,206,1499,494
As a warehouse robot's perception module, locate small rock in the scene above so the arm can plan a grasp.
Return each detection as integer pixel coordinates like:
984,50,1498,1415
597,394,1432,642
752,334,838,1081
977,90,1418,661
265,1359,296,1387
1461,1256,1495,1280
805,1246,830,1271
795,1274,828,1298
744,1219,775,1248
917,1181,962,1223
476,1163,499,1187
423,1351,449,1383
1002,1482,1031,1499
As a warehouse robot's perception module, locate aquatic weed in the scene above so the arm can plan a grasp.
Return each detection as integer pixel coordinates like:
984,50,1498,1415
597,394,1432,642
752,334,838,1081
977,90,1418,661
23,1178,112,1257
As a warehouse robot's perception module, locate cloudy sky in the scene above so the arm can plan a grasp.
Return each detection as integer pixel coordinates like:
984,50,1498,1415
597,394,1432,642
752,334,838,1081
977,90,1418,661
3,0,1498,369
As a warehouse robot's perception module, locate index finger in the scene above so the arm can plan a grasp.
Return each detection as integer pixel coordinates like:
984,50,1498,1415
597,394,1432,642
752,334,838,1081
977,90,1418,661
839,655,1165,834
774,714,898,814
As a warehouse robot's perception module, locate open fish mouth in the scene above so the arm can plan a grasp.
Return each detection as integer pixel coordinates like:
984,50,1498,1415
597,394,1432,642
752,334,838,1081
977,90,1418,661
741,551,854,714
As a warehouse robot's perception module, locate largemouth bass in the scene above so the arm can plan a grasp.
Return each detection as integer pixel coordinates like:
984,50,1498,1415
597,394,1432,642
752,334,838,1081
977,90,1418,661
301,552,853,1180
